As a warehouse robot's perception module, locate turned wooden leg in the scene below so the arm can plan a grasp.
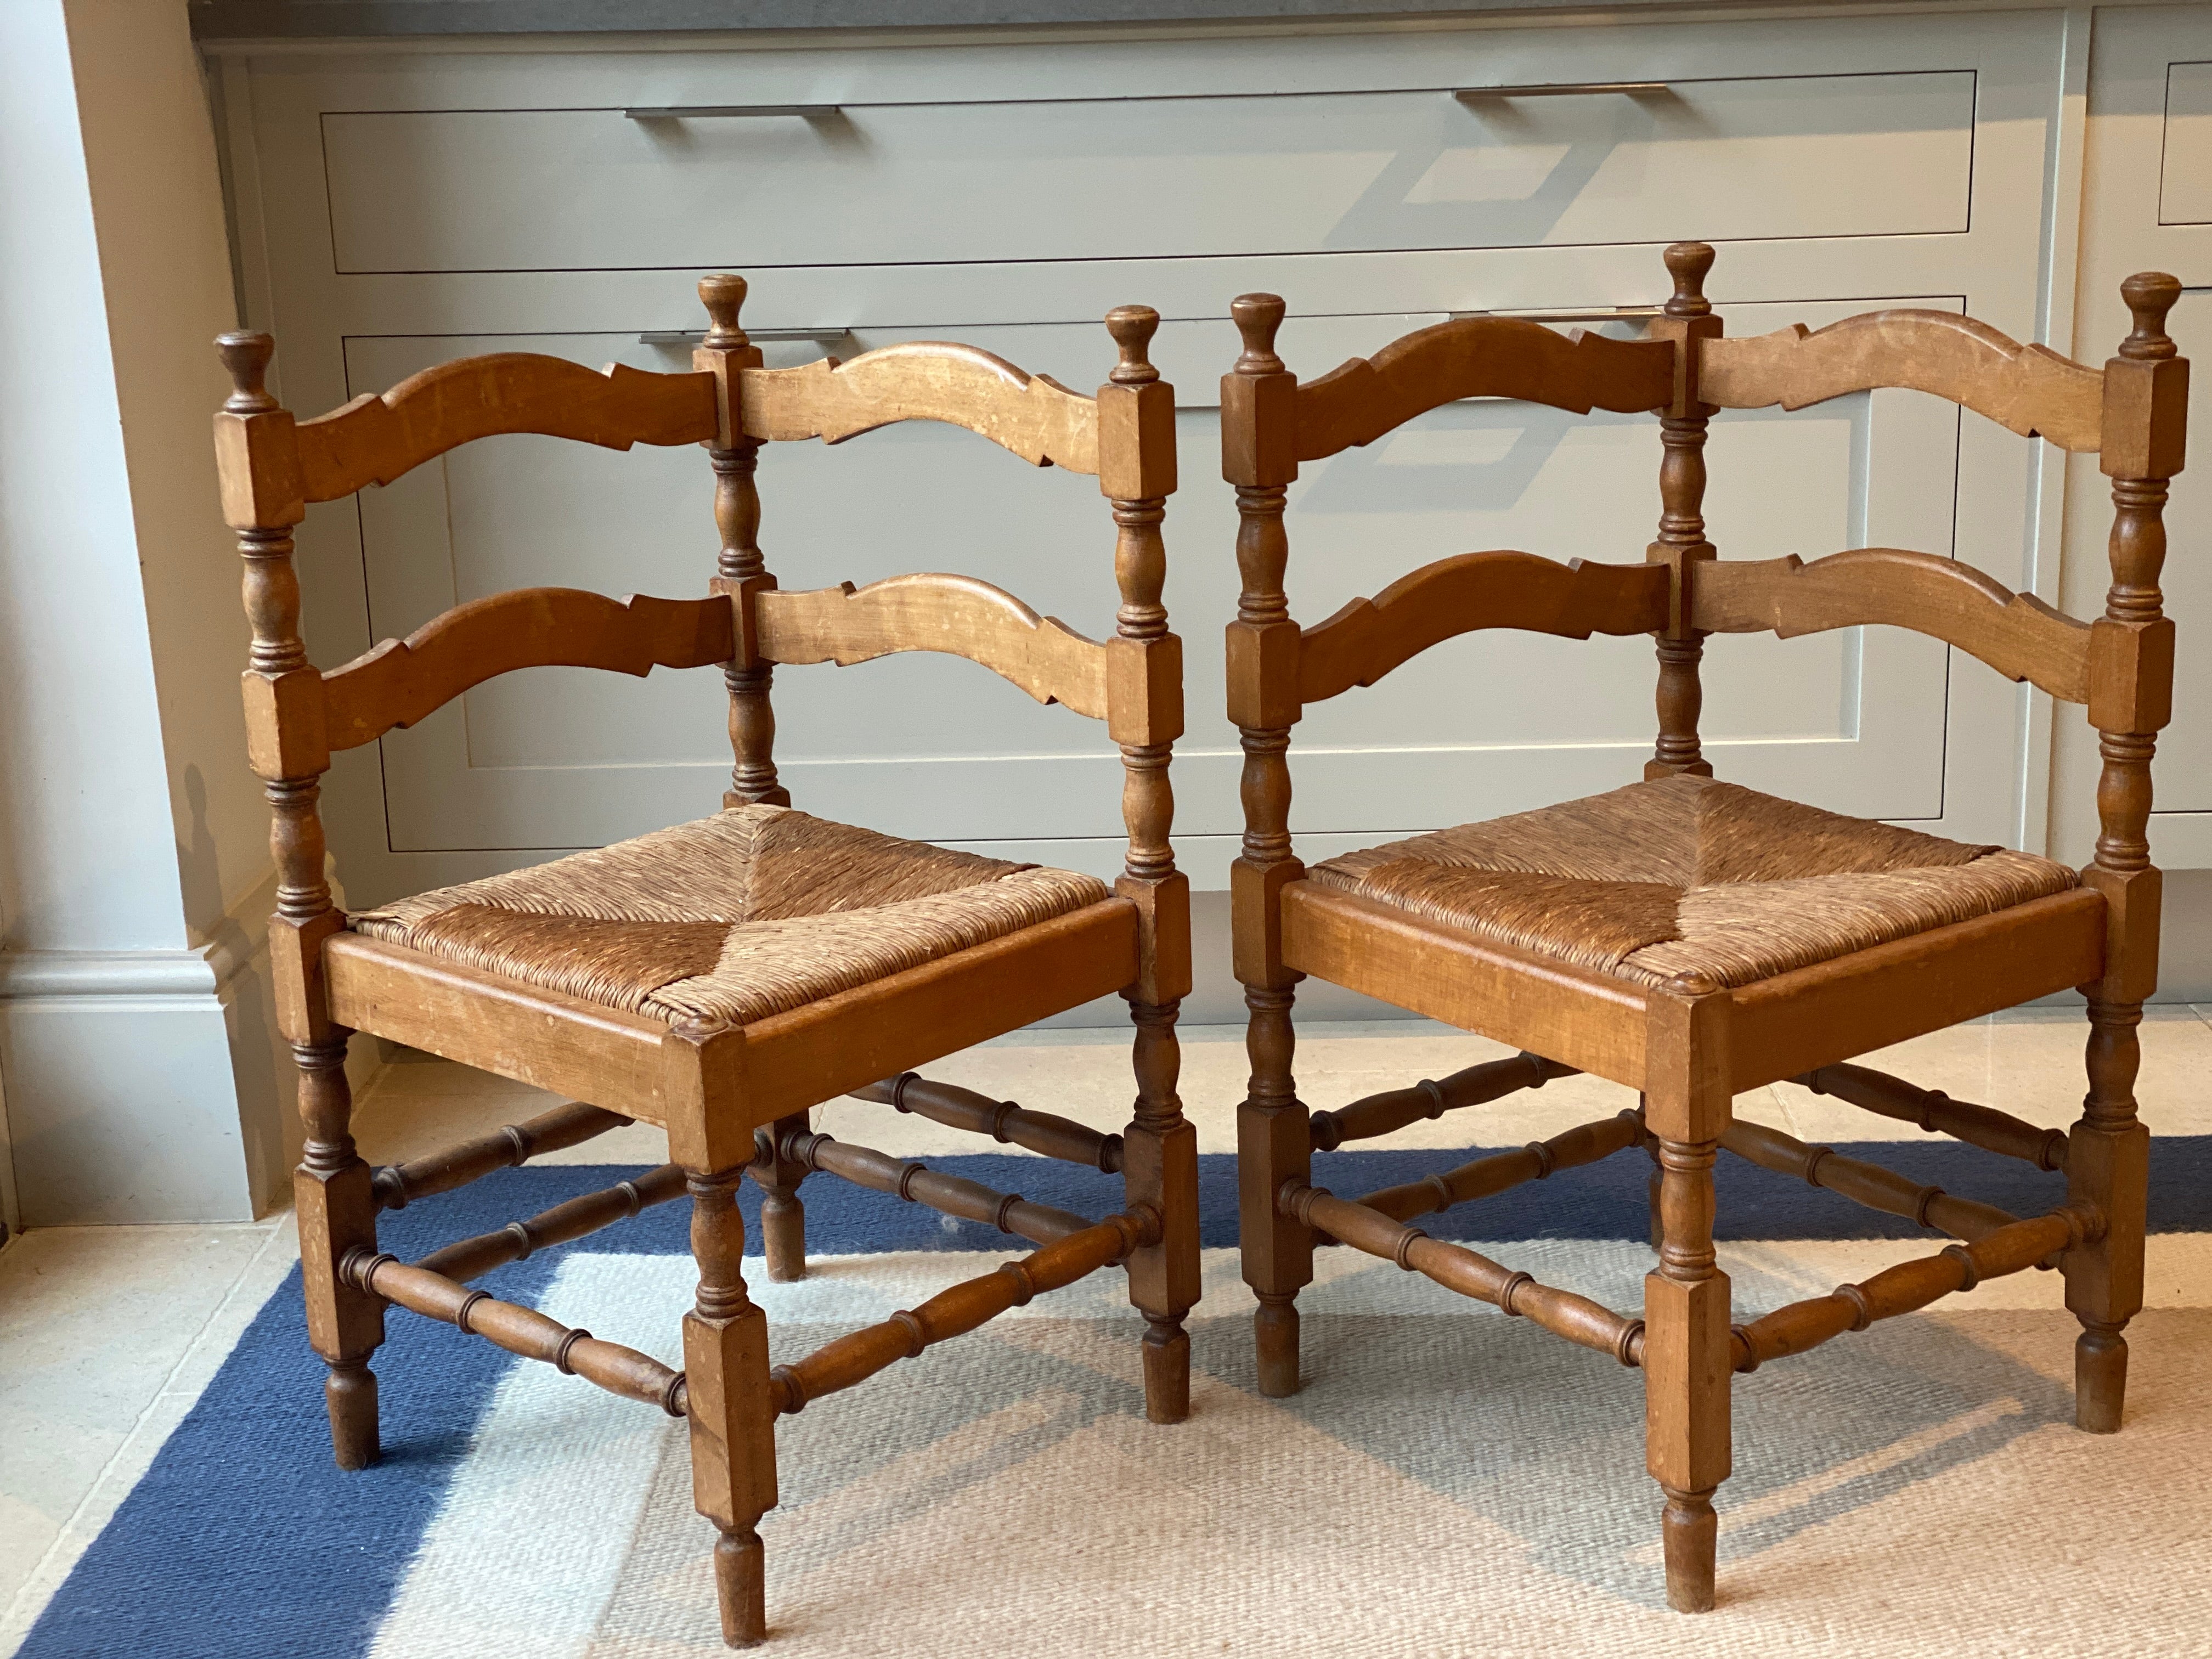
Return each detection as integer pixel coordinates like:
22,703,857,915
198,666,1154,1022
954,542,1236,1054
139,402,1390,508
294,1035,384,1470
685,1168,778,1647
1645,1136,1731,1612
2067,999,2151,1434
749,1112,811,1284
1121,998,1198,1423
1643,1099,1664,1253
1238,985,1311,1399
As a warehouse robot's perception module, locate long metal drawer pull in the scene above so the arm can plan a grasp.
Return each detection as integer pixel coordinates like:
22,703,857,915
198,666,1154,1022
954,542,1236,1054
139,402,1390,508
638,328,851,347
1454,82,1671,100
1451,306,1666,325
623,104,840,120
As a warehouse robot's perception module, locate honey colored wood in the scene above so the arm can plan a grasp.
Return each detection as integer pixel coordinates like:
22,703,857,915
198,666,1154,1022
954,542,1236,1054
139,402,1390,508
1281,883,1649,1086
738,343,1100,472
415,1164,690,1282
372,1101,631,1210
297,354,719,501
1699,309,2106,450
1727,887,2107,1091
854,1072,1125,1171
1292,317,1674,462
1296,553,1667,703
222,287,1191,1649
1797,1063,2069,1171
1355,1109,1642,1224
1308,1051,1573,1149
754,575,1110,717
1220,255,2184,1615
1691,550,2094,702
770,1210,1152,1415
321,589,736,752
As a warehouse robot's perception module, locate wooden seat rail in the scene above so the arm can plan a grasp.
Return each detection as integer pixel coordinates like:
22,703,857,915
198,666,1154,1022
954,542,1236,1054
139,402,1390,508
854,1073,1125,1172
1308,1052,1576,1150
343,1250,690,1417
415,1165,691,1284
371,1101,632,1210
1798,1063,2070,1171
1714,1118,2024,1245
1280,1183,1646,1365
778,1131,1098,1248
770,1208,1156,1415
1352,1109,1646,1228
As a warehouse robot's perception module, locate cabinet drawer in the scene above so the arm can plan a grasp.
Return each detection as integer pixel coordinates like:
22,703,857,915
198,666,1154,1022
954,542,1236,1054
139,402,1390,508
323,69,1974,274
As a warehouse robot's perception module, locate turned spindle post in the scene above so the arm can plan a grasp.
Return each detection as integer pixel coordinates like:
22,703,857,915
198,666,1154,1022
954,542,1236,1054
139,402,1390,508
685,1164,778,1646
750,1112,812,1283
2069,272,2187,1434
215,330,385,1469
1645,243,1723,781
696,274,789,809
1222,294,1313,1399
1642,975,1733,1612
1099,304,1198,1424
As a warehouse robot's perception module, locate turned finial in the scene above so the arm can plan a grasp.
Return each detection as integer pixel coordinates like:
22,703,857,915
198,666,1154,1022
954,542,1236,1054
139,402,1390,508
216,331,279,413
1231,293,1286,375
1106,304,1161,385
698,273,751,347
2119,272,2182,361
1662,244,1716,319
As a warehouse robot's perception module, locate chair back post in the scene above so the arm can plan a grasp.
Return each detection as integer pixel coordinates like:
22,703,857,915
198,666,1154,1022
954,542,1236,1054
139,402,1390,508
695,274,789,808
213,330,385,1431
1222,295,1306,998
1644,242,1724,780
1098,304,1191,1008
2083,273,2187,1008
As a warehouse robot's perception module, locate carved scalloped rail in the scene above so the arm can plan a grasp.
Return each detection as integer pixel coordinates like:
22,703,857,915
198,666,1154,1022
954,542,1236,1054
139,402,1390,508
322,589,735,751
740,343,1101,472
1294,318,1675,462
1298,551,1669,703
1689,549,2092,702
1698,312,2106,452
755,573,1111,718
297,354,719,501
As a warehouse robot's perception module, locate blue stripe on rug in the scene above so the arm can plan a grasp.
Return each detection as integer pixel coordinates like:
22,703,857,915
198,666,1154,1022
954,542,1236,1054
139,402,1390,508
20,1134,2212,1659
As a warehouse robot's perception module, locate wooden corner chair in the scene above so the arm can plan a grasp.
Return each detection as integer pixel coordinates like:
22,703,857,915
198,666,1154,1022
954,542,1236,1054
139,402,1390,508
212,275,1194,1648
1221,244,2186,1612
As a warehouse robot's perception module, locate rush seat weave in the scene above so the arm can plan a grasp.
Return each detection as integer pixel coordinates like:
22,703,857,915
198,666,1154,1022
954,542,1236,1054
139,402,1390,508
352,804,1110,1026
1310,774,2076,989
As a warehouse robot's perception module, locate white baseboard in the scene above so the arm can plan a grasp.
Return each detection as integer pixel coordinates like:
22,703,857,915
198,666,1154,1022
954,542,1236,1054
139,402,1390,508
0,868,386,1226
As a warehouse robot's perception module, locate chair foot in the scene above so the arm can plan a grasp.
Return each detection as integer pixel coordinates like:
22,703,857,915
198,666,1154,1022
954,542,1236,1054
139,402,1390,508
713,1526,767,1647
1255,1293,1300,1398
2075,1321,2129,1433
325,1361,380,1470
760,1193,806,1284
1142,1314,1190,1424
1660,1485,1718,1612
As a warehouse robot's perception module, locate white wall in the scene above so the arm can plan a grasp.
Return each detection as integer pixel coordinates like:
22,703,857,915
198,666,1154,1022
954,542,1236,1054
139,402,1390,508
0,0,305,1227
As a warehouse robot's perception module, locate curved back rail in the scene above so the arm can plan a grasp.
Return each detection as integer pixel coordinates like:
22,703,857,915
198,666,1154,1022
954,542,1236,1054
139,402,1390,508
319,589,736,753
1689,549,2095,703
1698,311,2106,451
1298,552,1669,703
1293,317,1675,463
738,343,1102,473
754,574,1111,719
300,356,719,501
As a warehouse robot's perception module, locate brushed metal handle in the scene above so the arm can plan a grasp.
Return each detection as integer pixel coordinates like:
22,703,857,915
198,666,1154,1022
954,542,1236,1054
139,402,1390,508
639,328,852,346
1452,306,1665,324
623,105,840,120
1453,82,1671,100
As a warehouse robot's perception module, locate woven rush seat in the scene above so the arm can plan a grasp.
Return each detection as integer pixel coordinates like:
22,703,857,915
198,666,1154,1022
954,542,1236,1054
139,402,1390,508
351,804,1110,1026
1309,774,2078,990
